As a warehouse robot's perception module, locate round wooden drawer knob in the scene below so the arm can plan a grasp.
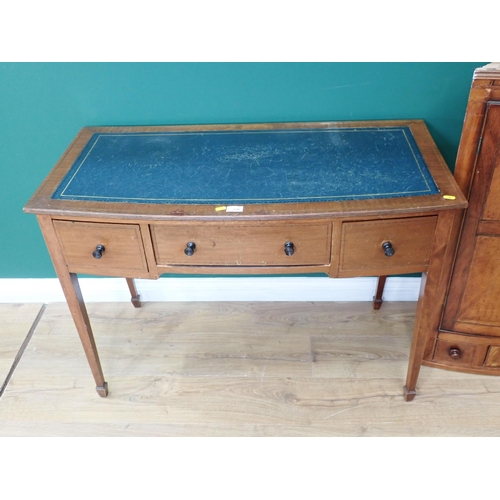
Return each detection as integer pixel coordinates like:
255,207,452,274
92,244,105,259
448,347,462,360
184,242,196,256
382,241,395,257
284,241,295,256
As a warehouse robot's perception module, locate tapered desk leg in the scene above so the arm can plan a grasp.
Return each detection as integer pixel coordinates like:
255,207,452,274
373,276,387,310
67,272,108,397
126,278,142,308
404,273,428,401
403,210,463,401
37,215,108,397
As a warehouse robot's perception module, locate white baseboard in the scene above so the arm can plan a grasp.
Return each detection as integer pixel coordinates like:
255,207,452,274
0,276,421,303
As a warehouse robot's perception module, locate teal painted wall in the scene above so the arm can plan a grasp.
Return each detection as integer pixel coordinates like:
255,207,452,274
0,62,484,278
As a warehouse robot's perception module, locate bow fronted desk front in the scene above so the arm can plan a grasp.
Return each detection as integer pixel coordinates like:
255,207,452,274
24,121,467,401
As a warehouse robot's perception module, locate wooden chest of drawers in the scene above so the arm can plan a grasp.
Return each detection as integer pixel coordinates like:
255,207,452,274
425,64,500,378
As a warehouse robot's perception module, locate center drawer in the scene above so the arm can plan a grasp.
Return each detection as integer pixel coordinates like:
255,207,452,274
151,222,331,266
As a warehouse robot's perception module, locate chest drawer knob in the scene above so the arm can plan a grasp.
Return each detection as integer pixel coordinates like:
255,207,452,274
284,241,295,256
184,242,196,256
92,244,106,259
382,241,395,257
448,347,462,360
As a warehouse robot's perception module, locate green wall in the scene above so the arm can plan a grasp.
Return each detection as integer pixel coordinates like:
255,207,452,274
0,62,484,278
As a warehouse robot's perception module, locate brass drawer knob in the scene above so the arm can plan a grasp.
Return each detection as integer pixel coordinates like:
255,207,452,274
382,241,395,257
448,347,462,360
184,242,196,256
284,241,295,256
92,244,105,259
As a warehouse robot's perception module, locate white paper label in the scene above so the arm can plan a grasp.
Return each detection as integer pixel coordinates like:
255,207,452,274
226,205,244,212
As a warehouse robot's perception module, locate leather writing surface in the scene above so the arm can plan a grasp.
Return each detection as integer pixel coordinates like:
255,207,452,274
52,127,439,204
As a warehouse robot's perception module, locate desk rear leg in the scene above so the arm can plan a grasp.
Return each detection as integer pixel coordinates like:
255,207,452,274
126,278,142,308
373,276,387,310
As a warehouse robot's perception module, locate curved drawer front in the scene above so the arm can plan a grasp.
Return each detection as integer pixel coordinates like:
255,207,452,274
53,220,149,276
485,346,500,367
151,223,331,266
429,333,500,374
339,216,437,276
433,338,477,368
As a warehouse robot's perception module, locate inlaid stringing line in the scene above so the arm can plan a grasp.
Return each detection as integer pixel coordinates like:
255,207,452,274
56,128,437,202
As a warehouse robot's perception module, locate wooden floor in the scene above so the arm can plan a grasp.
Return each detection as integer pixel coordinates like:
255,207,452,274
1,300,500,436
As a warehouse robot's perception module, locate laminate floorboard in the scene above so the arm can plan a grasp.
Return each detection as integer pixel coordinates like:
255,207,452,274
0,304,45,383
1,301,500,436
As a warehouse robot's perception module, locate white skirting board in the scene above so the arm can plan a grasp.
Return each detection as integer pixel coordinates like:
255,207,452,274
0,276,421,303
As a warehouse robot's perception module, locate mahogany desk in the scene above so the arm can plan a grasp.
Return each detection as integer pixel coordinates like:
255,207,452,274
24,121,467,400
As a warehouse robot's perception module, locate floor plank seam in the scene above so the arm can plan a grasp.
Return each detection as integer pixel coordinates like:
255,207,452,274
0,303,47,399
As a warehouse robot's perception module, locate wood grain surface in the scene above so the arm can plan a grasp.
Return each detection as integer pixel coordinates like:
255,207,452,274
0,304,45,382
2,301,500,436
151,221,331,266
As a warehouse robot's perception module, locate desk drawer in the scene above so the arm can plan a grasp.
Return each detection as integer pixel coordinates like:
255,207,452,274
151,223,331,266
339,216,437,275
53,220,149,277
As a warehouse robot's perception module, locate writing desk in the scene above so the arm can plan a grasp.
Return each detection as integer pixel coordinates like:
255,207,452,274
24,121,467,400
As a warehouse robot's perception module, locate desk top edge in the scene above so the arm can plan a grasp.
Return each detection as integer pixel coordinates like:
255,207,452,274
79,119,426,135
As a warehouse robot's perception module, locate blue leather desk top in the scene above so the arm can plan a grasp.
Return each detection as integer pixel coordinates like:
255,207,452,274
52,127,439,205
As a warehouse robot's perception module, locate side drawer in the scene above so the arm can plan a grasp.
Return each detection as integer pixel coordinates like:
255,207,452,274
485,346,500,367
426,332,500,374
339,216,437,276
53,220,149,277
433,338,477,368
151,222,332,266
